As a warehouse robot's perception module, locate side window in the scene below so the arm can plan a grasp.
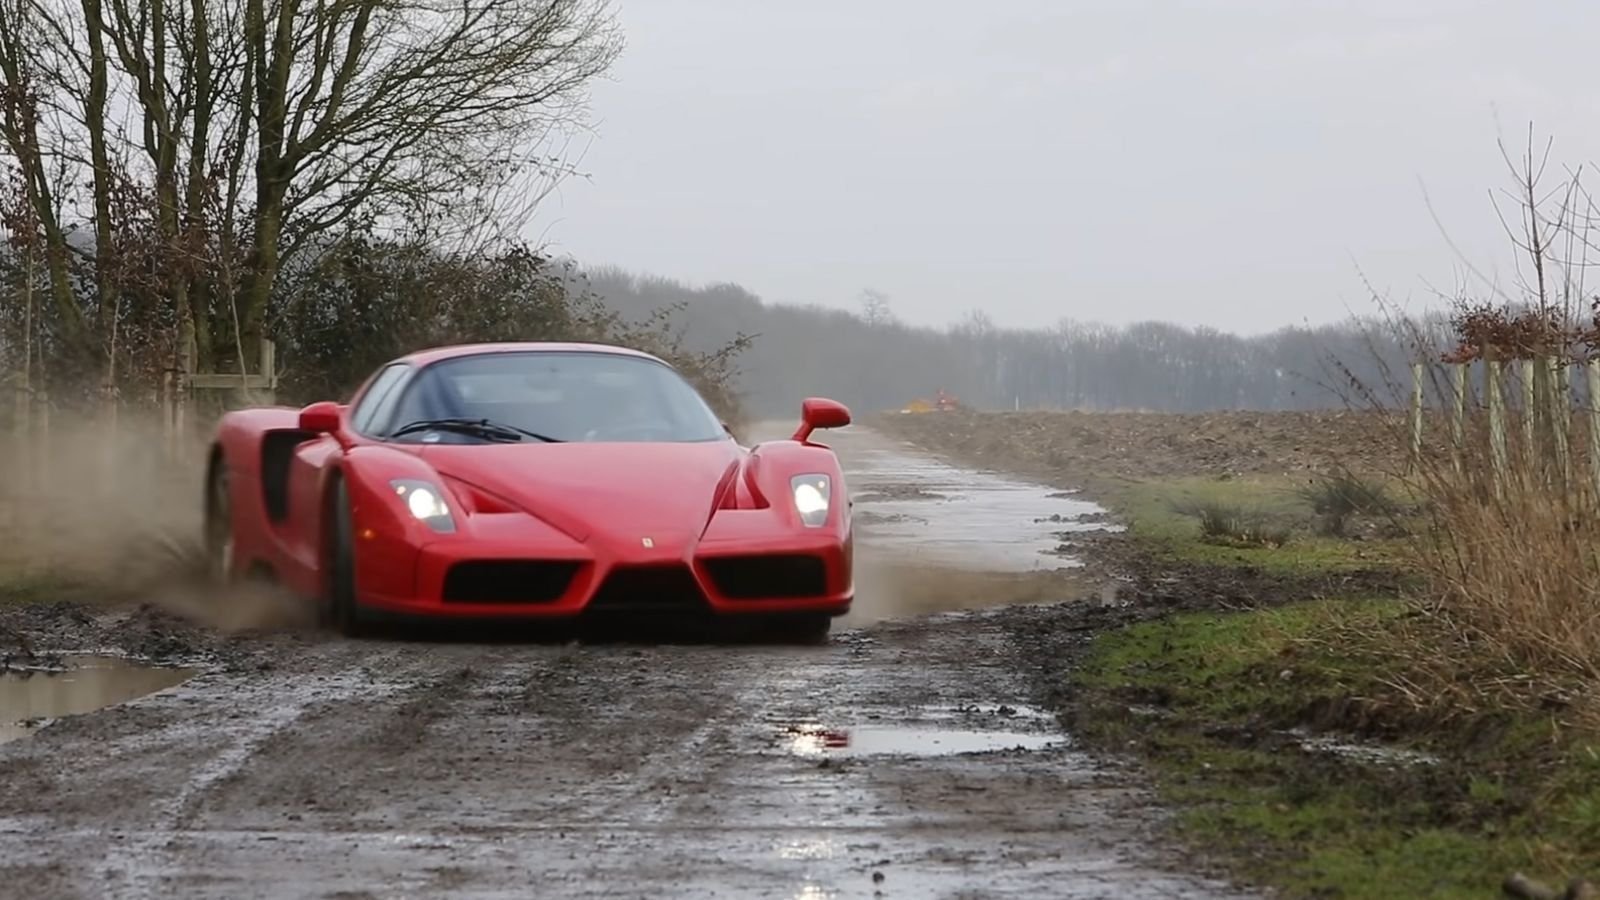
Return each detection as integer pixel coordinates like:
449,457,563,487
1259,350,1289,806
387,371,438,432
349,364,409,434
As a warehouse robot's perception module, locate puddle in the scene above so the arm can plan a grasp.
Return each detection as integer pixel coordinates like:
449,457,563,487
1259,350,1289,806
0,656,197,743
1289,730,1441,768
782,723,1064,758
831,430,1114,571
923,703,1055,722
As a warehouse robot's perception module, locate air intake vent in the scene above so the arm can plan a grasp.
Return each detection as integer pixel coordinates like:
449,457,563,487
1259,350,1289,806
587,565,709,613
703,555,827,599
442,560,580,603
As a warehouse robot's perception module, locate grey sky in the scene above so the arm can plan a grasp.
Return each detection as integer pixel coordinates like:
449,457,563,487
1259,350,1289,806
539,1,1600,334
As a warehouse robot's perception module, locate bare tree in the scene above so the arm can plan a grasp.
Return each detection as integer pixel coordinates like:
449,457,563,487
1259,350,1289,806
0,1,93,364
858,287,893,326
0,0,621,396
232,0,622,370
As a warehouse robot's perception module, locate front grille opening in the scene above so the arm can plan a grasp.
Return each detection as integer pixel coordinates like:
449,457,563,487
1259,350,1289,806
587,564,709,613
703,555,828,599
442,560,580,603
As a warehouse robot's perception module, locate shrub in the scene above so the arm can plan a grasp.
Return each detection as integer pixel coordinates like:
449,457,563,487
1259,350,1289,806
1172,499,1291,549
1298,472,1397,536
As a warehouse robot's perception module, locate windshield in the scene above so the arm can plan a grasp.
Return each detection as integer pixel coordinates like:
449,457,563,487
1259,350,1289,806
381,350,728,444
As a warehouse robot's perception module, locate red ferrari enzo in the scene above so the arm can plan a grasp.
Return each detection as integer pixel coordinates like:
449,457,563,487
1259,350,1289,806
203,342,854,640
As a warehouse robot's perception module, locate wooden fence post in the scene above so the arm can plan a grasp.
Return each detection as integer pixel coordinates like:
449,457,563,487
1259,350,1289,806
258,338,277,406
1488,359,1507,498
1521,357,1536,466
1588,360,1600,502
1546,355,1570,489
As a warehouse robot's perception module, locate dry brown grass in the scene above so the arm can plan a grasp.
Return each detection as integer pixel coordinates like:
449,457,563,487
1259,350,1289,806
1398,419,1600,728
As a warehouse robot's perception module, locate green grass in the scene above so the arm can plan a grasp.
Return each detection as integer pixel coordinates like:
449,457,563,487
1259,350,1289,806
1074,598,1600,898
1105,474,1406,573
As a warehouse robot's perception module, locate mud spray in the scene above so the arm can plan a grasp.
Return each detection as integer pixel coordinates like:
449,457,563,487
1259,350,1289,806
742,419,1096,627
843,560,1083,626
0,413,313,633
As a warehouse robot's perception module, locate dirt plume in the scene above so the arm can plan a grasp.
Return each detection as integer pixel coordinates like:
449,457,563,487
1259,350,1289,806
0,412,309,634
0,413,200,581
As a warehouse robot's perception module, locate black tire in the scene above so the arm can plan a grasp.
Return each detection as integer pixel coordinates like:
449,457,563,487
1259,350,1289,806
328,477,370,638
204,456,234,584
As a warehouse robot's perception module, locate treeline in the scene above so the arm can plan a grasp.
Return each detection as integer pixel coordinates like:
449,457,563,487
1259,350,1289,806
578,266,1432,416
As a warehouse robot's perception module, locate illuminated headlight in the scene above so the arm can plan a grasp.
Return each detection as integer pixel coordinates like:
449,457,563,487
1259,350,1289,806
791,474,831,527
391,479,455,533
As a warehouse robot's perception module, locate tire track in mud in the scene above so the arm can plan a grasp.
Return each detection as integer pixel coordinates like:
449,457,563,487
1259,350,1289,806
34,644,410,899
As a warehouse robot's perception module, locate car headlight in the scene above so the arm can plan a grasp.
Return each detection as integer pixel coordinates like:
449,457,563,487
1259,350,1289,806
791,474,831,527
391,479,455,533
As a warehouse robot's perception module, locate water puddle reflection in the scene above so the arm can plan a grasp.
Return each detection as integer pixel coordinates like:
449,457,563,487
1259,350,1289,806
0,655,196,743
783,723,1063,758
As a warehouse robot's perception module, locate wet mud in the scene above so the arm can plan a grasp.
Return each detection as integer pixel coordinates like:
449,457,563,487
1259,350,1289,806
0,424,1256,899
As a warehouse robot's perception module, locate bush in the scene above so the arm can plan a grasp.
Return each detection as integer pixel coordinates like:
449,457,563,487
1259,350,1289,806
1298,472,1397,536
1172,499,1291,549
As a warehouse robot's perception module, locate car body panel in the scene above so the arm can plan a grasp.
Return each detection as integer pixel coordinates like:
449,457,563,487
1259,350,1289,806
206,342,853,623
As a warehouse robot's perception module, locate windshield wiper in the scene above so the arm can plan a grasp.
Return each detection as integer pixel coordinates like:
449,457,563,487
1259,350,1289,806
390,418,565,443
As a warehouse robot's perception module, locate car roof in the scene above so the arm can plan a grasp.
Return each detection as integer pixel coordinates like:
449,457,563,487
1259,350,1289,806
396,341,670,369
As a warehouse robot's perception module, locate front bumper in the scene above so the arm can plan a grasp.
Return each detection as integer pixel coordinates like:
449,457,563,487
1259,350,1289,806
355,530,853,620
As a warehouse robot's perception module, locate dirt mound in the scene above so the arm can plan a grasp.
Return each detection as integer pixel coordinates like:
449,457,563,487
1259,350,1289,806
874,409,1404,486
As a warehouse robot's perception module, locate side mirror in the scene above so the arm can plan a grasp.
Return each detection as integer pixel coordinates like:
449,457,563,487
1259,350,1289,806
298,400,343,434
791,397,851,443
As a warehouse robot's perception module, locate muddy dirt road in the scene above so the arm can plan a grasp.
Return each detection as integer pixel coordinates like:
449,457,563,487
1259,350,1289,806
0,426,1249,899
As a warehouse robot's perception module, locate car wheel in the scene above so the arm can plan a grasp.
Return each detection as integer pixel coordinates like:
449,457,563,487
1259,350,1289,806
204,458,234,584
328,477,370,638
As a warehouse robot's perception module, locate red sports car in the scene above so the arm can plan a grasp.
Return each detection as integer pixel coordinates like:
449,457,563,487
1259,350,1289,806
203,342,854,640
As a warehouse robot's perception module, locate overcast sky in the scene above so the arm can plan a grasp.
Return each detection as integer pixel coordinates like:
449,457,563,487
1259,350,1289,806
537,1,1600,334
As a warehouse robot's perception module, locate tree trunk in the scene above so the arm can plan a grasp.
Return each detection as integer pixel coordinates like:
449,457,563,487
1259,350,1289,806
236,181,287,373
79,0,120,417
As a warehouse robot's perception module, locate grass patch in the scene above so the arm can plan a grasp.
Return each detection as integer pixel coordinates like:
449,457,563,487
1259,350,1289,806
1107,475,1404,574
1073,597,1600,898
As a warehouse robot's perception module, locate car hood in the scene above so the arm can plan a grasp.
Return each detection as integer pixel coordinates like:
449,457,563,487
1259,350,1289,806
420,440,744,546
